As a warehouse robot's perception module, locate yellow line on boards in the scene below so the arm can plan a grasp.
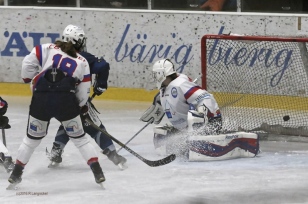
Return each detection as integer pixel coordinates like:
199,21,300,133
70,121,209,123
0,82,157,102
1,83,307,110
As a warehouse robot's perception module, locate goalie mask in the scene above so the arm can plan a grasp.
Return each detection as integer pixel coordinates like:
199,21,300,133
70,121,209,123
152,59,176,89
62,24,87,52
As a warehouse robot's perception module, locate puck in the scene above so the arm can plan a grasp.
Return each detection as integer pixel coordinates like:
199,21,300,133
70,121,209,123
283,115,290,121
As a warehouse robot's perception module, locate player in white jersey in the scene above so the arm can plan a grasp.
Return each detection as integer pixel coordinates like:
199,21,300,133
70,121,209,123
8,29,105,188
141,59,259,161
47,25,127,170
0,97,14,173
140,59,222,158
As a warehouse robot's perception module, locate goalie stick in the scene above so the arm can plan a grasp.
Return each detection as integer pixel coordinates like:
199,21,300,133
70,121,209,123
117,118,154,153
85,118,176,167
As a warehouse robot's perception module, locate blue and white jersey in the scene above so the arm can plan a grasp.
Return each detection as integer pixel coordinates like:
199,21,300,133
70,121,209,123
160,74,220,130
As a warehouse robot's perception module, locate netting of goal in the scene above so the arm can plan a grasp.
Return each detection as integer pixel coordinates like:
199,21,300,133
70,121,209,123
201,34,308,136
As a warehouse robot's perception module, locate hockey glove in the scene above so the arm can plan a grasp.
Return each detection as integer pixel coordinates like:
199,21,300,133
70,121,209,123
93,81,106,96
140,93,165,124
0,97,8,116
80,104,90,126
0,115,11,129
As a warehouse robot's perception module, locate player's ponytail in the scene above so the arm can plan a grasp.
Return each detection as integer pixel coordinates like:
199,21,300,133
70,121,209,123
54,40,77,58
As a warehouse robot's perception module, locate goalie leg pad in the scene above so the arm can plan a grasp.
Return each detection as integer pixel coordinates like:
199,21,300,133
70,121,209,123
153,125,188,158
153,126,170,155
188,132,259,161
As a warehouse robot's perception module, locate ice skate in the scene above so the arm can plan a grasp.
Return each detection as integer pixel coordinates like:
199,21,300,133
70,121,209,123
0,153,14,173
103,149,127,170
3,157,14,173
47,142,63,168
7,164,23,190
90,162,105,189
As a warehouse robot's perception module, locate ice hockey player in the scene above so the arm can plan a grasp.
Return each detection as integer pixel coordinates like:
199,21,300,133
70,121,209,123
140,59,259,161
47,25,127,170
0,97,14,173
8,25,105,189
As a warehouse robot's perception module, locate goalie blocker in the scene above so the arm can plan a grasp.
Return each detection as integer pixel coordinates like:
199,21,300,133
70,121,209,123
140,92,165,124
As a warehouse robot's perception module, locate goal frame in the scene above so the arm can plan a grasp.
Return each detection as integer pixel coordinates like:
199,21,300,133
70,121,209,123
200,34,308,135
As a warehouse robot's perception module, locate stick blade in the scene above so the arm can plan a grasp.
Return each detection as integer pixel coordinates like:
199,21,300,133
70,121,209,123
145,154,176,167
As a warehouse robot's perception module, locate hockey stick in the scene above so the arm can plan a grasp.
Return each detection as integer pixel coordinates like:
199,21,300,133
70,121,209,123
89,93,96,102
1,128,6,147
117,118,154,153
85,118,176,167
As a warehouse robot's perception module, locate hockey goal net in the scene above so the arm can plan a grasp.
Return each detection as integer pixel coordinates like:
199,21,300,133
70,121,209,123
201,34,308,136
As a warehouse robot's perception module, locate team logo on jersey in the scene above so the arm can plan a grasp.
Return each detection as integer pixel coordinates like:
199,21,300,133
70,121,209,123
171,87,177,98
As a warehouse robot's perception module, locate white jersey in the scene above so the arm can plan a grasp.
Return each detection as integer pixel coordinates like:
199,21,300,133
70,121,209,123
160,74,220,130
21,43,91,107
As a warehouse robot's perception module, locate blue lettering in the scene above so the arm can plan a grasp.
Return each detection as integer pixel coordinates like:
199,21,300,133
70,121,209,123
115,24,193,72
29,32,44,46
1,31,30,56
115,24,130,61
46,33,60,43
270,49,292,86
1,31,60,57
208,26,293,86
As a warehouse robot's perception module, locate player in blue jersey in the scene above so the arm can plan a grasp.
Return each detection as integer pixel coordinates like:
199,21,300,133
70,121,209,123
48,25,127,170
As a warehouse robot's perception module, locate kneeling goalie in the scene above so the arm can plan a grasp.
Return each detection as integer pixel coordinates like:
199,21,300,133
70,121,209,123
140,59,259,161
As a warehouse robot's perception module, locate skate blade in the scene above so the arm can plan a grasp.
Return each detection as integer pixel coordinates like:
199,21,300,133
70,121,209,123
118,163,128,170
98,183,105,189
48,162,60,168
6,183,19,190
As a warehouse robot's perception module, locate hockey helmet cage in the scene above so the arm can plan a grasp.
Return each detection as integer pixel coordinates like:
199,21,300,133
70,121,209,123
152,59,176,89
62,24,87,51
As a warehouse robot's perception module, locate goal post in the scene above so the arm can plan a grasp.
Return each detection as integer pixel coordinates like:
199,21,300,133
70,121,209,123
201,34,308,136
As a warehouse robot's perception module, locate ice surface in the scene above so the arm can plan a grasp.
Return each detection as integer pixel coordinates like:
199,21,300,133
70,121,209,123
0,96,308,204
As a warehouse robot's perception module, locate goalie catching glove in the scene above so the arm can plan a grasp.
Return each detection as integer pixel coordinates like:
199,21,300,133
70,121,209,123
140,93,165,124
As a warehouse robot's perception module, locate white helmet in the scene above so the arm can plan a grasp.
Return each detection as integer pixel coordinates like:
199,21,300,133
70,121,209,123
62,24,86,51
152,59,176,89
